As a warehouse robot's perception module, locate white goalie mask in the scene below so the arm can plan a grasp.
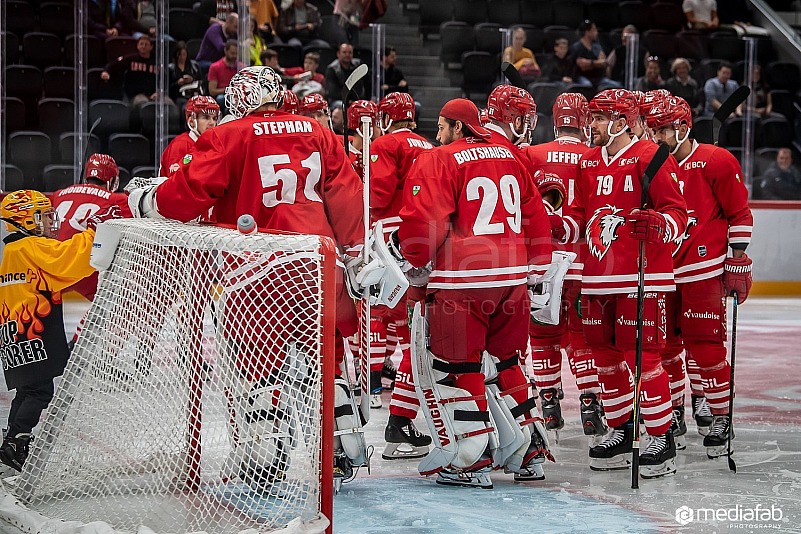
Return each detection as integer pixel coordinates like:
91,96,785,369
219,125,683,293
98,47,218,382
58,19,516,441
224,66,284,119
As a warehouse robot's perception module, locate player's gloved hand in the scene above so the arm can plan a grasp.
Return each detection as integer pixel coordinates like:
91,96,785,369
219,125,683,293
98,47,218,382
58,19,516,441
388,230,430,287
343,253,386,300
627,209,668,243
83,205,123,231
724,254,752,304
533,169,566,211
387,230,405,264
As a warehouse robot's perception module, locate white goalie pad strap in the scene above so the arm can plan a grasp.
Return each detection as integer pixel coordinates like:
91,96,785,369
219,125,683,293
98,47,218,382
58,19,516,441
89,222,122,271
486,383,529,469
529,251,577,325
333,378,368,466
410,303,491,475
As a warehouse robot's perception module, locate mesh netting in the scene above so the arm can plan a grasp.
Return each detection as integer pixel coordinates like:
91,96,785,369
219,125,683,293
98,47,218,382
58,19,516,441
13,219,333,534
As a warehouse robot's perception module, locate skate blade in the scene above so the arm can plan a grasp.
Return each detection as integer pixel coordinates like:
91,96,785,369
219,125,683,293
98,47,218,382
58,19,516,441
589,455,631,471
706,444,731,459
639,458,677,479
675,434,687,451
511,463,546,481
696,425,711,436
435,473,493,489
382,442,429,460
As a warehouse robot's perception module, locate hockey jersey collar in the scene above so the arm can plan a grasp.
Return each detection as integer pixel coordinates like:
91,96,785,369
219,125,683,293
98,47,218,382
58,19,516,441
484,122,508,139
601,135,637,167
557,135,584,144
3,232,29,245
678,140,700,166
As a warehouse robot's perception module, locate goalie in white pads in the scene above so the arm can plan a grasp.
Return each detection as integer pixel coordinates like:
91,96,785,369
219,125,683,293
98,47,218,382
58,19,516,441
394,98,555,488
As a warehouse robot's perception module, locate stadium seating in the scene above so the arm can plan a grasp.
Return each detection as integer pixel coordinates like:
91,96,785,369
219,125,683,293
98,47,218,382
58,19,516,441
454,0,488,26
42,165,78,192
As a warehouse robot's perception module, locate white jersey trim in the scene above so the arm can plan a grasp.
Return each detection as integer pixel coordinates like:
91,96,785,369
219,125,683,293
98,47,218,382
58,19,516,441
431,265,529,277
674,254,727,275
582,284,677,295
582,273,674,283
427,278,526,289
675,268,725,284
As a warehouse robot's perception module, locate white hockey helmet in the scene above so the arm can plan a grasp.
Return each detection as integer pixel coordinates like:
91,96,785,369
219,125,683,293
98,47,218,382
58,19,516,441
224,66,284,119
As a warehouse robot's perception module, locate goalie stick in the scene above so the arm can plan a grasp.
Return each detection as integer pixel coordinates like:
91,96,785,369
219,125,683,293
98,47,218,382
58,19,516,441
713,86,751,146
631,143,670,490
501,61,527,90
358,114,372,424
342,63,369,153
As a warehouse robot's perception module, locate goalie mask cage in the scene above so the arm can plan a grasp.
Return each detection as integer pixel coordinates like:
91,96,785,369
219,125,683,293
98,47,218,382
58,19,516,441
2,219,335,534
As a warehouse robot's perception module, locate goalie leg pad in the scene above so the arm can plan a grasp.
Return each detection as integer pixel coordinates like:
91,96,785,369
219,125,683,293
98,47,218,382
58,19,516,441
333,378,368,467
529,251,577,325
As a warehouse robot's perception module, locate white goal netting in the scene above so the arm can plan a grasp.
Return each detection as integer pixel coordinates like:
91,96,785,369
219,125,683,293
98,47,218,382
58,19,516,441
8,219,335,534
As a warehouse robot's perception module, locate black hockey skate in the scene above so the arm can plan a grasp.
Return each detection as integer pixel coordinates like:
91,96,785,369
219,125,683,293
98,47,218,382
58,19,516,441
539,388,565,431
639,430,677,479
383,415,432,460
0,433,31,472
381,360,397,390
692,395,713,436
703,415,733,459
589,423,633,471
671,405,688,451
370,370,383,409
580,392,608,440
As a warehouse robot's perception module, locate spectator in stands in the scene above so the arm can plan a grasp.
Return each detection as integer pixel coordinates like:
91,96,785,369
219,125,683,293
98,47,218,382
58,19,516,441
606,25,647,86
284,51,326,96
331,106,345,135
196,12,239,73
114,0,153,37
666,58,702,115
703,61,742,117
542,38,576,86
683,0,719,31
249,16,269,65
569,20,620,89
129,0,157,38
502,27,541,82
101,35,171,108
635,56,666,92
325,42,370,107
756,148,801,200
277,0,324,48
208,40,245,113
381,46,408,95
168,41,203,107
88,0,120,40
196,0,238,27
334,0,364,45
250,0,280,40
751,64,778,119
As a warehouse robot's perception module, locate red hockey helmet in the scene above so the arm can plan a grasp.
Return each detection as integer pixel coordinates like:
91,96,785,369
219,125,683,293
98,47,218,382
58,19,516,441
85,153,120,191
281,89,299,114
348,100,378,131
639,89,671,117
486,84,537,124
300,93,329,115
588,89,639,129
479,107,490,125
185,95,220,121
552,92,589,131
378,92,415,122
646,95,693,130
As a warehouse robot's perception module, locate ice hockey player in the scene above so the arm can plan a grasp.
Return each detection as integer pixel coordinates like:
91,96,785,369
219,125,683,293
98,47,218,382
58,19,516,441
483,84,538,147
366,91,434,458
0,190,121,471
127,66,392,489
522,93,606,441
299,93,333,129
647,95,753,459
393,98,554,488
281,89,299,114
346,99,378,177
560,89,688,479
159,95,220,176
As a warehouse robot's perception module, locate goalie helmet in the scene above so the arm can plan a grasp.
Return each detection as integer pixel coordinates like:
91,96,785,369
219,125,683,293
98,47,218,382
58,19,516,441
281,89,299,114
486,84,537,139
588,89,639,129
552,92,589,131
185,95,220,121
347,100,378,133
299,93,329,115
84,153,120,192
224,66,284,119
0,189,59,237
646,95,693,130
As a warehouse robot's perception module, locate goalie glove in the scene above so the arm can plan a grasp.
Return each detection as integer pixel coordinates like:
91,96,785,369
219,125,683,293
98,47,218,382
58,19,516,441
127,176,168,219
527,251,576,325
388,229,431,287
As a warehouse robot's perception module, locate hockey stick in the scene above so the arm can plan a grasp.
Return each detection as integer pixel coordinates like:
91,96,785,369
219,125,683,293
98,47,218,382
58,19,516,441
727,292,738,473
342,63,370,153
79,117,102,183
713,86,751,146
631,143,671,490
501,61,527,90
358,115,372,424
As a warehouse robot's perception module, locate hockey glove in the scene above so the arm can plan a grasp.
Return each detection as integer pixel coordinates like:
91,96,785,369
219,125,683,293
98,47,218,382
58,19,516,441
533,170,566,211
723,254,752,304
628,209,669,243
83,205,124,232
388,230,431,287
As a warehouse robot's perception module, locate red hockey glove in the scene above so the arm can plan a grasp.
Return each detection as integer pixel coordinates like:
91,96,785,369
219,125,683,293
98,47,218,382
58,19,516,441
546,209,566,242
83,205,124,232
628,209,668,243
533,169,566,211
724,254,752,304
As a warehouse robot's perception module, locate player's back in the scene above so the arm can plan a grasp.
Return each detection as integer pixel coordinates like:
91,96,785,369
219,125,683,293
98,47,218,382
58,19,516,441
53,184,132,241
159,131,196,176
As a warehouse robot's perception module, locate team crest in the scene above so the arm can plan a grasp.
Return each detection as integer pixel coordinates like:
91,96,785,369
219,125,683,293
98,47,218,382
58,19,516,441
673,212,697,257
370,154,378,163
412,185,421,196
182,154,193,165
698,245,707,257
586,205,626,260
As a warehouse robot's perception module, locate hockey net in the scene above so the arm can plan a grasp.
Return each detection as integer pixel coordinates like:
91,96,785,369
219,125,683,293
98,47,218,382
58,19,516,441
5,219,335,534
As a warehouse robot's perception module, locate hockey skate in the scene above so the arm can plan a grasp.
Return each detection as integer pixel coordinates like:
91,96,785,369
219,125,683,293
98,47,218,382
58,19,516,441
639,430,677,479
671,405,688,451
703,415,733,459
539,388,565,431
435,455,494,490
370,370,383,409
692,395,713,436
0,433,32,472
511,429,550,482
579,392,608,446
589,423,633,471
381,360,397,390
383,414,432,460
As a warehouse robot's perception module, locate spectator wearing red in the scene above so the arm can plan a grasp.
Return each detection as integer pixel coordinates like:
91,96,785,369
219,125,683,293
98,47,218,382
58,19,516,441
208,40,245,113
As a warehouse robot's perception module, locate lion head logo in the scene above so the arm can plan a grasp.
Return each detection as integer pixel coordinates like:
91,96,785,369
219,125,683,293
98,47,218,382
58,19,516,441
673,212,698,257
587,205,626,260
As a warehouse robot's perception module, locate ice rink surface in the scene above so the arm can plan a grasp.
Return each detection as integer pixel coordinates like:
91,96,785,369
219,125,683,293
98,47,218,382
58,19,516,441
0,297,798,534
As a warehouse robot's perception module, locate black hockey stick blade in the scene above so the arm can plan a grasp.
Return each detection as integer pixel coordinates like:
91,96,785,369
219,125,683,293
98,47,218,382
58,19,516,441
713,86,751,146
640,143,670,208
501,61,527,90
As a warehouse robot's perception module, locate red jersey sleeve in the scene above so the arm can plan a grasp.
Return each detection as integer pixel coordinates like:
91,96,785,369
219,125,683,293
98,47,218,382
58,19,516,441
709,148,753,250
519,163,553,279
320,128,364,252
562,154,592,243
640,144,688,242
369,136,400,217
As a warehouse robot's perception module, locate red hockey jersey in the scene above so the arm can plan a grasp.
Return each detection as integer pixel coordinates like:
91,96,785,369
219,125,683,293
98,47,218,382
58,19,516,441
156,110,364,251
399,136,552,290
53,184,133,240
673,141,753,283
159,131,198,177
524,135,591,281
369,128,432,232
563,138,687,295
